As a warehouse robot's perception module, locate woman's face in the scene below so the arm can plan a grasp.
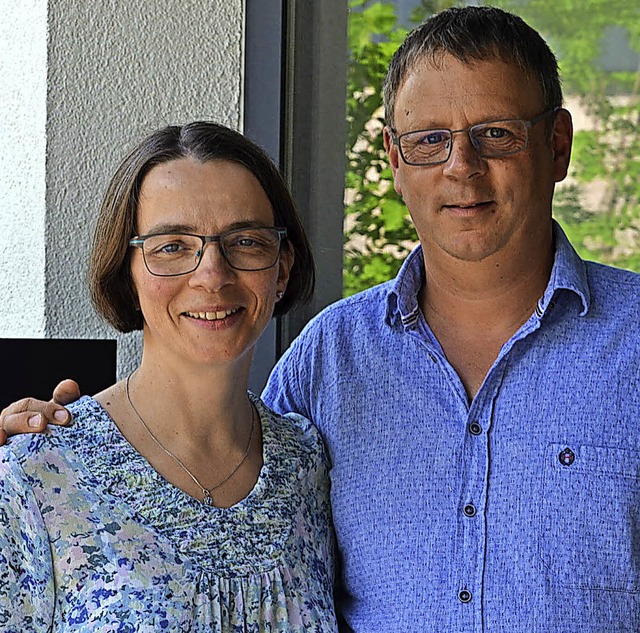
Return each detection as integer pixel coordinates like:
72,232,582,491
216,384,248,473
130,157,292,369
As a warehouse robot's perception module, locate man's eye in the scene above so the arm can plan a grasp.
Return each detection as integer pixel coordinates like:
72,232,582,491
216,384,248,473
478,126,510,139
419,131,448,145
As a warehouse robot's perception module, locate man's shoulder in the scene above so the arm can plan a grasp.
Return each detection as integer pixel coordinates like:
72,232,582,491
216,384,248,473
586,260,640,285
585,260,640,302
301,280,394,334
271,280,397,392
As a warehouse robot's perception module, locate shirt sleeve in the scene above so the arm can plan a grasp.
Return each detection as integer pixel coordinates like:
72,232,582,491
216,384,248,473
262,332,312,419
0,448,55,632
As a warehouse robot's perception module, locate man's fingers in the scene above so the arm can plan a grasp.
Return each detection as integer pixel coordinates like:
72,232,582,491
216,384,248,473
52,379,81,406
0,382,79,446
0,397,71,438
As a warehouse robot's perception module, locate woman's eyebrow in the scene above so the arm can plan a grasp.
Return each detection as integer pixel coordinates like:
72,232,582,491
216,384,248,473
140,220,272,235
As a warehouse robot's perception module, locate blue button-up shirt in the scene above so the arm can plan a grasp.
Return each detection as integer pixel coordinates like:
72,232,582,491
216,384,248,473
262,223,640,632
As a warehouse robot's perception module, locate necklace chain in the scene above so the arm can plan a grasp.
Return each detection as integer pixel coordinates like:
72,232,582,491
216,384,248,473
125,372,255,506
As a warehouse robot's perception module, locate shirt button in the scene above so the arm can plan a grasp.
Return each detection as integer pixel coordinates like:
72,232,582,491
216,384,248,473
559,447,575,466
468,422,482,435
458,589,472,603
463,504,476,517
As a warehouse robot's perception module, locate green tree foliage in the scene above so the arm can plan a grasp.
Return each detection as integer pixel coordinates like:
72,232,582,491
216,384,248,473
501,0,640,270
344,0,640,296
344,1,411,296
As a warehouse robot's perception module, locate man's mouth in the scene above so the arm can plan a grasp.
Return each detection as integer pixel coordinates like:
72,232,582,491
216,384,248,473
183,308,240,321
445,201,491,209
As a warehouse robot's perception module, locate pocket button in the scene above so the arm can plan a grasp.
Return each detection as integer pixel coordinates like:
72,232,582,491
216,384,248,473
559,447,575,466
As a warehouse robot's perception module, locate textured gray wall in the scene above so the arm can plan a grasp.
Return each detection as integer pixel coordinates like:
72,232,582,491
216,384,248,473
0,0,244,378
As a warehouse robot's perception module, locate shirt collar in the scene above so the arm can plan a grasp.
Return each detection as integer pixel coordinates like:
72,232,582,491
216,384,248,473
385,220,591,329
541,220,590,316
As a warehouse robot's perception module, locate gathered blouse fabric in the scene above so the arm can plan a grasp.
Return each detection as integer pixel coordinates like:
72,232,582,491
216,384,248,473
0,395,336,633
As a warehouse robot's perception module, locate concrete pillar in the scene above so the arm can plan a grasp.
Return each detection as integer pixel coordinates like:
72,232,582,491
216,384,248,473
0,0,244,378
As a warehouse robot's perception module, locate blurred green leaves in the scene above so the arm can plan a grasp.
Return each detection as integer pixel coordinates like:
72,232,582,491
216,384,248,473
344,0,414,296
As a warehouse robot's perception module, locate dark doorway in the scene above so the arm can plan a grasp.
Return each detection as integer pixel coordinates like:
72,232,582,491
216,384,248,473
0,339,117,409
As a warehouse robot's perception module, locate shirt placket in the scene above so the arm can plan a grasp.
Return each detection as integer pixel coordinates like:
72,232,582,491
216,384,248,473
454,362,507,633
408,322,491,631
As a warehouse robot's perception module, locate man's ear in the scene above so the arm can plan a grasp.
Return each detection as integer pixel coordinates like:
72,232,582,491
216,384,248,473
383,126,401,173
552,108,573,183
383,126,403,196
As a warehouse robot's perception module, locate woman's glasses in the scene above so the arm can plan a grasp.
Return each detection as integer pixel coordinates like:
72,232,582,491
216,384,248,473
129,226,287,277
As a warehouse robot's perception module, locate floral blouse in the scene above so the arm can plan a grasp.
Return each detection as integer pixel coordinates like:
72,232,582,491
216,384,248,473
0,395,336,632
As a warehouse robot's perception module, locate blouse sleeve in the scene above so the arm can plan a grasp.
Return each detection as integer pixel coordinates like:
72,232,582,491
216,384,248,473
0,447,55,632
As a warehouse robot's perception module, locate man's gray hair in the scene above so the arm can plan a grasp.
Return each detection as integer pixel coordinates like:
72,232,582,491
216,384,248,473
383,6,562,129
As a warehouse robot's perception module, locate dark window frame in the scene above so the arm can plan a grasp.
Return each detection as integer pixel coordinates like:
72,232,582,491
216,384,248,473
245,0,347,391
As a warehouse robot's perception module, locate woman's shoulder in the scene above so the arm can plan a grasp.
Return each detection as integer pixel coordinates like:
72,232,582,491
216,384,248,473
0,395,109,472
251,394,330,475
253,395,321,447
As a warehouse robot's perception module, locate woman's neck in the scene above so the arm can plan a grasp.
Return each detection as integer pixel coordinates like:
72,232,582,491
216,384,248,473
129,350,255,449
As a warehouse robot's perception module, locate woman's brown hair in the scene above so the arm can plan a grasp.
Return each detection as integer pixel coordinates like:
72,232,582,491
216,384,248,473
89,121,315,332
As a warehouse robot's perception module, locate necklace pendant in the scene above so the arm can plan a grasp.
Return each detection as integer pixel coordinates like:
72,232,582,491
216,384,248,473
202,490,214,506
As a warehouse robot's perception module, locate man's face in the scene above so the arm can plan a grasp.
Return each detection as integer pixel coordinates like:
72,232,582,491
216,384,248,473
384,54,573,265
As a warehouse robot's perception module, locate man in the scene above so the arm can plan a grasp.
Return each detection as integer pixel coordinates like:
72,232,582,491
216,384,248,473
3,7,639,632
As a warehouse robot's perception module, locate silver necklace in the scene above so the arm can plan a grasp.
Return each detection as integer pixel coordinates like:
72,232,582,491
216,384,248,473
125,372,255,506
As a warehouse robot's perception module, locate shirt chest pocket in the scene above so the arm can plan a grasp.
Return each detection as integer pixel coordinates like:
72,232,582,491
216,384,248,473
538,443,640,593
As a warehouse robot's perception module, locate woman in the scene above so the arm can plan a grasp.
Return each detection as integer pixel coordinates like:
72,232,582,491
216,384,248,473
0,122,336,632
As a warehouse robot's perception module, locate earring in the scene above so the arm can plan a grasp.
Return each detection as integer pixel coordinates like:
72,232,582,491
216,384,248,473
276,290,284,300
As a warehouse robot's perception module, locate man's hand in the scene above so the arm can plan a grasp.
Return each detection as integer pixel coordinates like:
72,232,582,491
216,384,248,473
0,380,81,445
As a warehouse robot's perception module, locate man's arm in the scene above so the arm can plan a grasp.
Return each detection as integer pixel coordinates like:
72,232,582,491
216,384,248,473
0,380,80,445
262,336,312,419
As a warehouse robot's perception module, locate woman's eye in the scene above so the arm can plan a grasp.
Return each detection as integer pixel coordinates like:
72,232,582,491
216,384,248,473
160,243,182,253
150,240,192,256
228,234,265,248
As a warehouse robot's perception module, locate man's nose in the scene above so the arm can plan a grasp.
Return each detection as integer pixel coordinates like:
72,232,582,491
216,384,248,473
442,131,487,178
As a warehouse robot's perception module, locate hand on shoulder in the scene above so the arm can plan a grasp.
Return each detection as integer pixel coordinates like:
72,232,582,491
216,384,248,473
0,380,81,446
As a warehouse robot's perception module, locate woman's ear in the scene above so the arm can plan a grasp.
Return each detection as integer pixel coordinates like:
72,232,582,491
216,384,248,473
276,243,294,298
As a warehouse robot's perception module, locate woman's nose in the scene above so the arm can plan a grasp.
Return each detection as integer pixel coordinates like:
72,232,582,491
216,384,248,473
187,241,236,289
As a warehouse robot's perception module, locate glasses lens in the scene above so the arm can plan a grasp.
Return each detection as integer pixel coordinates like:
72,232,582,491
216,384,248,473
141,234,202,276
221,228,282,271
400,129,451,165
471,120,528,157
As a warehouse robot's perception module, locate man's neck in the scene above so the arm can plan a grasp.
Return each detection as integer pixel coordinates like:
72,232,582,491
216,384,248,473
418,237,554,400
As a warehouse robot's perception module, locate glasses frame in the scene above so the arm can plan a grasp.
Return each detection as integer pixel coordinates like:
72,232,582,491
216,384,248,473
129,226,288,277
391,108,560,166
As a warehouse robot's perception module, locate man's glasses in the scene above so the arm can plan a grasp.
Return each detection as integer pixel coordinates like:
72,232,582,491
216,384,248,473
390,108,559,166
129,226,287,277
